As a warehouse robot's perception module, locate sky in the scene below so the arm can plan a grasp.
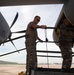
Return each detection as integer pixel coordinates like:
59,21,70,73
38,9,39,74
0,4,73,64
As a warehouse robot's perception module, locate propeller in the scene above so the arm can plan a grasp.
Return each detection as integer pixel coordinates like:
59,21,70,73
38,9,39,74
9,12,19,53
12,30,26,33
8,33,19,53
10,12,18,29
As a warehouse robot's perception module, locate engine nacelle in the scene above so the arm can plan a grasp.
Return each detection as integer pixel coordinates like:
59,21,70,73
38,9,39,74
53,0,74,46
0,12,11,44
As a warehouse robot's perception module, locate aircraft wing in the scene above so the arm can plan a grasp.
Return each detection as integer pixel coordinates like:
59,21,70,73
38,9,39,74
0,0,64,6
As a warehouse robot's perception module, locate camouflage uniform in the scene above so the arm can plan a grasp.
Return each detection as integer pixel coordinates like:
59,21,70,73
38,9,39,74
25,22,38,74
59,24,74,69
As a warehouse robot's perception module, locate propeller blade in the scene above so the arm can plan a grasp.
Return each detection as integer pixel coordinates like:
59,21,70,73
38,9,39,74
12,30,26,33
9,37,19,53
3,35,25,43
10,12,18,29
0,48,26,57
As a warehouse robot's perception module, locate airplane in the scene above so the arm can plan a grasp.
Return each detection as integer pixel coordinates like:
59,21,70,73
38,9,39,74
0,0,74,75
0,12,18,47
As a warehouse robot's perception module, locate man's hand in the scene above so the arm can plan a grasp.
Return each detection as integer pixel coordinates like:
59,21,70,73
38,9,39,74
41,25,46,29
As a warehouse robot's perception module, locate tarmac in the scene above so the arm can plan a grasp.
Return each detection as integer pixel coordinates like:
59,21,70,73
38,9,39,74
0,64,74,75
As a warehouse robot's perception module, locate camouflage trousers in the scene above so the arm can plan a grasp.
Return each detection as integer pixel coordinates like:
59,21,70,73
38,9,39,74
59,25,74,69
25,38,37,74
59,41,72,69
